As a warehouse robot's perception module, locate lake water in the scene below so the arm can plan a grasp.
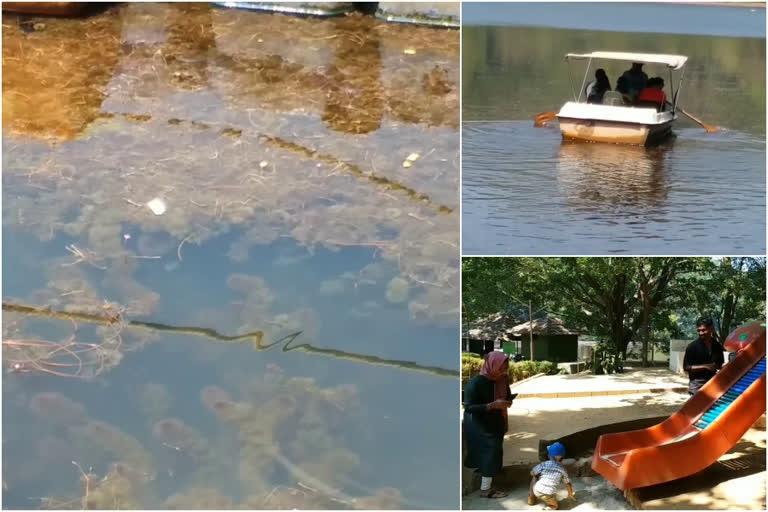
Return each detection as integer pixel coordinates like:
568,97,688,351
2,3,459,509
462,2,766,37
462,4,766,255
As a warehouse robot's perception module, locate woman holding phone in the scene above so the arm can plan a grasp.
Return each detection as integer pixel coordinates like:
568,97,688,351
463,351,515,498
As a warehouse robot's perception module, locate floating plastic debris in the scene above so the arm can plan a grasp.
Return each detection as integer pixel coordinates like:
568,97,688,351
404,48,416,55
402,152,420,168
259,160,269,168
146,198,167,216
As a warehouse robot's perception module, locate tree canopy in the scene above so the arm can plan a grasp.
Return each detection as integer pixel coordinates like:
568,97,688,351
462,257,766,361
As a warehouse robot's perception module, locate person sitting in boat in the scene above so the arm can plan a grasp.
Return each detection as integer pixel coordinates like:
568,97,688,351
637,77,667,111
616,62,648,101
585,68,611,104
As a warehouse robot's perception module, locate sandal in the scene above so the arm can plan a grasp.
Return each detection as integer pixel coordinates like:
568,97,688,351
481,489,507,499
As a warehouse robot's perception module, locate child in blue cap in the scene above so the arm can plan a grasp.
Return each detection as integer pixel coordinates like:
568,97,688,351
528,442,575,509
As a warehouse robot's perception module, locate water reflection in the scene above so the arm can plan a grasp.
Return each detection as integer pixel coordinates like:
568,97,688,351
4,3,458,141
322,16,384,134
556,142,670,211
3,2,459,509
2,7,122,140
462,24,765,135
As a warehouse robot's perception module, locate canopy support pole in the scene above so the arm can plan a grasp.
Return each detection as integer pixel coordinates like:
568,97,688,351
578,58,592,103
567,58,577,101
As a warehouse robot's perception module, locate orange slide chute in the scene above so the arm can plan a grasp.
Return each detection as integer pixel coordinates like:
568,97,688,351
592,322,766,490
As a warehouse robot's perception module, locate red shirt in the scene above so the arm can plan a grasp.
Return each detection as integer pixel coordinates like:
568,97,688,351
638,87,666,105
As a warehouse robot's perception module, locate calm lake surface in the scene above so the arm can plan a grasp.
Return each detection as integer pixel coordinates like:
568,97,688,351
2,3,459,509
462,3,766,255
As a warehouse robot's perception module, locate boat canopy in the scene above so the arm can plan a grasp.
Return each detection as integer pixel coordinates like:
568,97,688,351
565,51,688,70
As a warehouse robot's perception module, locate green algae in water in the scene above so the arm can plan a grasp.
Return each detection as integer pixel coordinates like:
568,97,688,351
385,276,410,304
1,6,459,507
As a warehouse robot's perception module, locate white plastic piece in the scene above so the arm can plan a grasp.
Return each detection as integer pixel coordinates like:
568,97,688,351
146,198,167,216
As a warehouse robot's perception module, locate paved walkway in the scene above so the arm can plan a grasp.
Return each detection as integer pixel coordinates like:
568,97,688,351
462,367,766,510
510,366,688,398
501,391,688,465
637,427,766,510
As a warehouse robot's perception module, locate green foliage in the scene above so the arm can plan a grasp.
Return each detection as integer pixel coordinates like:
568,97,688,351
462,257,545,324
591,343,624,375
535,360,557,375
462,352,483,364
512,360,538,381
461,354,559,387
671,257,766,341
508,360,558,382
461,353,484,386
463,257,766,367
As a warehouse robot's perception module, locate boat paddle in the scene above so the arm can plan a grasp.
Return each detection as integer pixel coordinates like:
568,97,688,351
534,111,558,127
664,101,719,133
676,107,719,133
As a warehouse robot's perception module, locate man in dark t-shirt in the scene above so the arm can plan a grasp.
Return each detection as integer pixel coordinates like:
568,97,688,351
683,317,725,395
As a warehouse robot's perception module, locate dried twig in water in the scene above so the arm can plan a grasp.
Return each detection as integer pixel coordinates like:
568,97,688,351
122,198,142,207
177,234,192,262
62,245,107,270
71,461,89,510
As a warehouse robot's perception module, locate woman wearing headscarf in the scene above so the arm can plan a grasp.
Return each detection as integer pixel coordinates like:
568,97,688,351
585,68,612,104
463,352,514,498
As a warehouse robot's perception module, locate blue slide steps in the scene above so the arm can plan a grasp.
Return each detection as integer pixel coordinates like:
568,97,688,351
695,358,766,430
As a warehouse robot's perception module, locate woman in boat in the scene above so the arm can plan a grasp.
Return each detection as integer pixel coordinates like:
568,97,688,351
637,77,667,111
463,352,514,498
585,68,611,104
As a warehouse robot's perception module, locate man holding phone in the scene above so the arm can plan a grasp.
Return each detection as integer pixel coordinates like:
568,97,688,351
683,317,725,396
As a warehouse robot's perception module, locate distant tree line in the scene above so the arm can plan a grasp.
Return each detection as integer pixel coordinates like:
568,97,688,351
462,257,766,365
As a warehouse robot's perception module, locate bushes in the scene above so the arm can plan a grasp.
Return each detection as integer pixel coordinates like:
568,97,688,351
461,353,559,387
591,344,624,374
512,360,537,380
535,360,557,376
461,353,484,386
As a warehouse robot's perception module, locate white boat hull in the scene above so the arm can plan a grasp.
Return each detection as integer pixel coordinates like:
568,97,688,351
557,117,674,145
556,101,675,146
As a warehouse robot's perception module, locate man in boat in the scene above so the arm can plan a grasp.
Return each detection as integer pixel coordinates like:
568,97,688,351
616,62,648,102
683,318,725,396
637,77,667,111
585,68,611,104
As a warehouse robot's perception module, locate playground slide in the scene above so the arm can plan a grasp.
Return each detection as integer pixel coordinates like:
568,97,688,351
592,323,766,490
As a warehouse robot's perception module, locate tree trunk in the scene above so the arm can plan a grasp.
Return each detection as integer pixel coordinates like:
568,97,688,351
720,293,738,341
529,300,534,361
611,274,628,357
640,272,650,367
